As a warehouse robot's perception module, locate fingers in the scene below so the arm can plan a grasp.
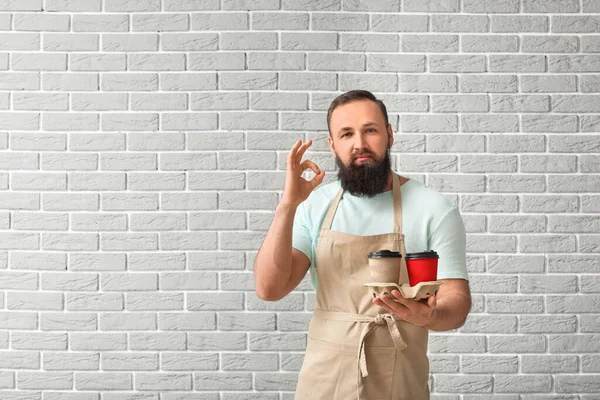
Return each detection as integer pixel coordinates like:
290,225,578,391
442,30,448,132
287,140,313,170
287,140,302,170
390,290,414,308
300,160,320,175
300,159,325,188
296,139,312,163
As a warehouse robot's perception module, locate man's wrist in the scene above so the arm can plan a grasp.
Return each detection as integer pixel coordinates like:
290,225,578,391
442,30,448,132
277,201,299,212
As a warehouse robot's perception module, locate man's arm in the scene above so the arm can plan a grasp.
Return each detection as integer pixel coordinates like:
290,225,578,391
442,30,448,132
254,203,311,301
254,139,323,302
424,278,471,331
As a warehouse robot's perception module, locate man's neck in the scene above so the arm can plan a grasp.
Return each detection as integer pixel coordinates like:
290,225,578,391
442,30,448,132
383,172,409,192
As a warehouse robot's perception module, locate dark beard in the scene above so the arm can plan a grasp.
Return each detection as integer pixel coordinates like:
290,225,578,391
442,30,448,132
335,148,392,198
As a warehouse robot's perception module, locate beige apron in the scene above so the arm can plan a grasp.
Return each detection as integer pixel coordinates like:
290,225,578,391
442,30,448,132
294,173,430,400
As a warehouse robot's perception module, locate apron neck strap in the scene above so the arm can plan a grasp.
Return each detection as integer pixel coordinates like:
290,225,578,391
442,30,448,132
322,172,403,233
391,172,402,233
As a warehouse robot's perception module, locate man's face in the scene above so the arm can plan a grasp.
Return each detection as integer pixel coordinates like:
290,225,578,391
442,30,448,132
327,99,394,197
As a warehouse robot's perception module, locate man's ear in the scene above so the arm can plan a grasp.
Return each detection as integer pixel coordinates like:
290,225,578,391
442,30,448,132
328,135,335,154
387,123,394,149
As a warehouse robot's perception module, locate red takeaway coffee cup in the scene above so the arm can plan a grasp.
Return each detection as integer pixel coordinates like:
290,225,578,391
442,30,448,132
405,250,439,286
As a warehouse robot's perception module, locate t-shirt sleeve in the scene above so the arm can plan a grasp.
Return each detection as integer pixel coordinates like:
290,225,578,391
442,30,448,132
428,206,469,281
292,201,314,268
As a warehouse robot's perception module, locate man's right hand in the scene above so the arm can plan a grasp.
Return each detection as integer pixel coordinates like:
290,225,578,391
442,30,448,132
280,139,325,208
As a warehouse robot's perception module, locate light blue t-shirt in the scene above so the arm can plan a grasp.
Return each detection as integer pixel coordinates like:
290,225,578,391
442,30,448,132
292,178,469,290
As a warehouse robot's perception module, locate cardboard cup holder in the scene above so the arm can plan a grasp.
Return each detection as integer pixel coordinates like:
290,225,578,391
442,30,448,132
364,281,443,300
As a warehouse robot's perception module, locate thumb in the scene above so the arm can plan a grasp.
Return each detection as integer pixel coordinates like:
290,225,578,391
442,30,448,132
428,294,437,308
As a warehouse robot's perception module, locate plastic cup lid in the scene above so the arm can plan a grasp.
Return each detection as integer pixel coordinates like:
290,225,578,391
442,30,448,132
368,249,402,258
405,250,439,260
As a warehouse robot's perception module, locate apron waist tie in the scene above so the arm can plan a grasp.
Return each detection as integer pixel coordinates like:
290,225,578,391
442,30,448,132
312,309,407,378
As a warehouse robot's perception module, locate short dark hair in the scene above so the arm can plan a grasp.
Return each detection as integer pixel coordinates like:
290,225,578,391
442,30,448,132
327,90,389,137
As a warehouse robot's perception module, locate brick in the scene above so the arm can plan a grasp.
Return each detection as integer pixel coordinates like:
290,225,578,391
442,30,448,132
44,72,98,91
221,32,277,50
463,0,519,13
12,133,66,151
461,356,518,373
189,53,245,70
520,234,576,253
492,16,548,33
489,335,546,353
460,315,517,333
520,315,577,333
547,295,600,313
523,35,577,53
70,54,126,71
488,135,545,153
278,71,337,90
103,34,158,52
281,32,337,50
252,12,308,30
432,95,487,112
102,113,158,131
521,75,577,92
372,14,427,31
0,72,39,90
309,53,365,71
522,195,578,213
192,12,248,30
430,55,486,72
428,335,486,353
555,375,600,393
164,0,219,10
550,55,600,72
44,33,99,51
400,74,456,92
495,375,552,393
69,134,125,152
401,114,457,132
247,52,305,70
520,275,578,293
461,75,517,93
73,14,128,31
339,73,397,92
102,73,157,91
367,54,425,73
220,72,276,90
162,33,218,51
462,195,518,213
460,155,517,173
129,53,185,71
432,15,489,32
487,176,545,193
549,334,600,353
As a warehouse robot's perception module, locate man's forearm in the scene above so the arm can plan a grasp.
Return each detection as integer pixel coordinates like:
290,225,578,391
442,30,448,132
254,202,297,300
425,292,472,332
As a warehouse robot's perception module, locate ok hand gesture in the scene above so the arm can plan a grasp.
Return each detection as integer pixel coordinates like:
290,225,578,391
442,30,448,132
280,139,325,208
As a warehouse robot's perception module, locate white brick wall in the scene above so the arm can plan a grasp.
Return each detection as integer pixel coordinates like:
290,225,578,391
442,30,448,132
0,0,598,397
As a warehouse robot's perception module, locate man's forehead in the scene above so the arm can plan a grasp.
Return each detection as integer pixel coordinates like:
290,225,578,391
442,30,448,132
331,101,384,124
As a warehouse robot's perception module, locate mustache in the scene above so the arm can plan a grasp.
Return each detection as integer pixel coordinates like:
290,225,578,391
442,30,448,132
351,151,375,161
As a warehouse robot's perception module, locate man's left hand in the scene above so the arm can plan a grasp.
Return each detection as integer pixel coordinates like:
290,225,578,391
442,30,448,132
373,290,438,328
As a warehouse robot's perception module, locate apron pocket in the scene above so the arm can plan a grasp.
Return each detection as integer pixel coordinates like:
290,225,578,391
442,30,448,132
294,337,342,400
335,344,396,400
360,345,397,400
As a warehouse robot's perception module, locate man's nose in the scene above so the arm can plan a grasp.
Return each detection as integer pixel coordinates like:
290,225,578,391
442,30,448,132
353,133,366,151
